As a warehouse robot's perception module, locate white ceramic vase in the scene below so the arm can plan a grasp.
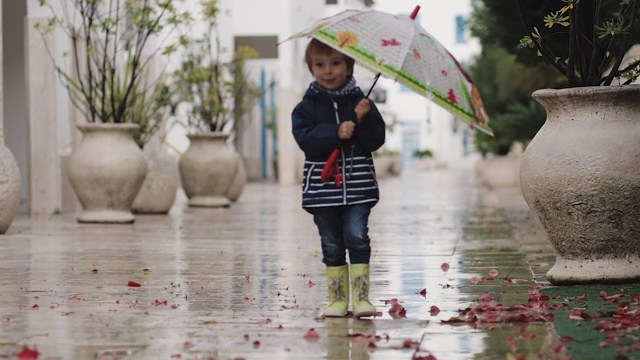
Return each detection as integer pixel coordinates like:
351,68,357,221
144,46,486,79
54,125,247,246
0,143,21,234
132,139,179,214
67,123,148,223
179,132,239,207
520,85,640,285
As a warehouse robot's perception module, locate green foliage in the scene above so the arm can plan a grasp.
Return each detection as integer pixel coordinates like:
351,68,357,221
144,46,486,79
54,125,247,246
470,0,640,155
413,149,434,158
469,44,555,156
168,0,262,135
35,0,186,140
475,99,546,156
121,71,174,148
471,0,640,87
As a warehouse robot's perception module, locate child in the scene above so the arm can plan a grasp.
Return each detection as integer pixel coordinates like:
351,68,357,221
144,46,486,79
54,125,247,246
291,39,386,318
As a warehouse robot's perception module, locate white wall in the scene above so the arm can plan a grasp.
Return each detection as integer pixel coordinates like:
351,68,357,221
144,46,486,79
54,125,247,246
9,0,485,214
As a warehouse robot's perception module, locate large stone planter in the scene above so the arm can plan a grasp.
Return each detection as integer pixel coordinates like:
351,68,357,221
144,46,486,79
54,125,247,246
520,85,640,285
132,142,179,214
68,123,148,223
226,157,247,202
179,132,239,207
0,143,21,234
477,143,523,189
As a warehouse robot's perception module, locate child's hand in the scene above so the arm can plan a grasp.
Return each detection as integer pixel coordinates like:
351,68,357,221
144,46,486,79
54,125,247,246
355,99,371,124
337,121,356,140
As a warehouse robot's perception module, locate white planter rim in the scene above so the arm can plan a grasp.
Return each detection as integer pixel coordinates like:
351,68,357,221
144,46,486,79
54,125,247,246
186,131,230,140
533,84,640,98
77,123,141,132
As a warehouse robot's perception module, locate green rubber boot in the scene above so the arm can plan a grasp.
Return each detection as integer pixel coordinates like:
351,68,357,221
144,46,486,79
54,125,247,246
351,264,376,318
324,265,349,317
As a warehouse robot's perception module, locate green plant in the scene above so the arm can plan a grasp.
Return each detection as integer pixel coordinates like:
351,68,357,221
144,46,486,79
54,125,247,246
35,0,186,128
514,0,640,87
474,99,546,156
122,72,174,148
373,149,400,157
413,149,434,158
169,0,262,139
466,40,556,156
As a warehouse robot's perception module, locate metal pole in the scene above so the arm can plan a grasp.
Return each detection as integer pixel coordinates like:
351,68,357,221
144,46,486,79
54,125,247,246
260,68,267,179
270,74,277,181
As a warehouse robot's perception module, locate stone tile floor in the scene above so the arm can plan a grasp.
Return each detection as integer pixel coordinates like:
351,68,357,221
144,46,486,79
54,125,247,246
0,168,593,359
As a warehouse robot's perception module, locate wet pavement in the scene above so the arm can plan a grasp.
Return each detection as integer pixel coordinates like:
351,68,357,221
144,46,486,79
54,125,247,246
0,168,593,359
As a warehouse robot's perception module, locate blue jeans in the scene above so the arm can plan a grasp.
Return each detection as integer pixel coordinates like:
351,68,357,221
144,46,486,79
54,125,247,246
311,204,372,266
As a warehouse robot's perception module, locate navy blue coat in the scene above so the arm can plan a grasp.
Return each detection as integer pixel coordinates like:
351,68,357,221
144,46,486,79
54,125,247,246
291,83,386,210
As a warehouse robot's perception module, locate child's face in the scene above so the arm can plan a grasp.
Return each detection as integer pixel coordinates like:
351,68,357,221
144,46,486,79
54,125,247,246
310,49,350,91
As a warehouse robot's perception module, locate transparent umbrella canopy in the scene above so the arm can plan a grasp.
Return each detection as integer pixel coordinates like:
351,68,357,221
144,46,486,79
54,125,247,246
280,5,493,136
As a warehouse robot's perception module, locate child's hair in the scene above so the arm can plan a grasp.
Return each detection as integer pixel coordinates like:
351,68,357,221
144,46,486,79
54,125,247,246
304,39,355,76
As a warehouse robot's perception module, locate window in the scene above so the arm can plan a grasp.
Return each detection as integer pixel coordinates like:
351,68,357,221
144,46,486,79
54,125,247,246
455,15,466,43
234,36,279,59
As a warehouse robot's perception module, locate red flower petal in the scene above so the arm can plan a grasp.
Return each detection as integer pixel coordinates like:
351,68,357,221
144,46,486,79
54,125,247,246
489,269,499,277
429,305,440,316
553,344,567,353
441,263,450,272
419,288,427,297
127,281,141,287
402,339,419,348
478,294,496,302
17,346,39,359
388,299,407,319
304,328,320,342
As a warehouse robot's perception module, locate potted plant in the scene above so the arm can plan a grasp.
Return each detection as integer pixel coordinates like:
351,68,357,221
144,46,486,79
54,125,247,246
472,0,640,284
413,148,441,171
169,0,261,207
36,0,186,223
129,75,181,214
0,130,21,234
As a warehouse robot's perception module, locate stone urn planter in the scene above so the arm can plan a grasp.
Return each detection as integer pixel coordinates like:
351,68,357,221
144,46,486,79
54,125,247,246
226,157,247,202
520,85,640,285
132,138,179,214
0,142,21,234
477,143,523,189
179,132,239,207
68,123,148,223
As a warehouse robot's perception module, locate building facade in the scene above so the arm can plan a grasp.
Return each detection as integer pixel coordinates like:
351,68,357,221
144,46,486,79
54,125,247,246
1,0,481,215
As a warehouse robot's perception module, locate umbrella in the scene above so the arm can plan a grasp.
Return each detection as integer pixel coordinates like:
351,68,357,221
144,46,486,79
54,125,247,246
280,5,492,136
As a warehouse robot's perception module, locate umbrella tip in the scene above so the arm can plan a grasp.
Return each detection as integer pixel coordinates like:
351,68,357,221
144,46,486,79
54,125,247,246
410,5,421,20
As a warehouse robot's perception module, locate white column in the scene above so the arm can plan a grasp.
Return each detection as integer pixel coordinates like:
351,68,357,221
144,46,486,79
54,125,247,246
0,2,4,140
276,87,304,186
24,11,64,214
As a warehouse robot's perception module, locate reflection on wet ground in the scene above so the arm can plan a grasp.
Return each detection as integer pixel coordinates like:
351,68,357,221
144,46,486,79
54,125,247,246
0,168,561,359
